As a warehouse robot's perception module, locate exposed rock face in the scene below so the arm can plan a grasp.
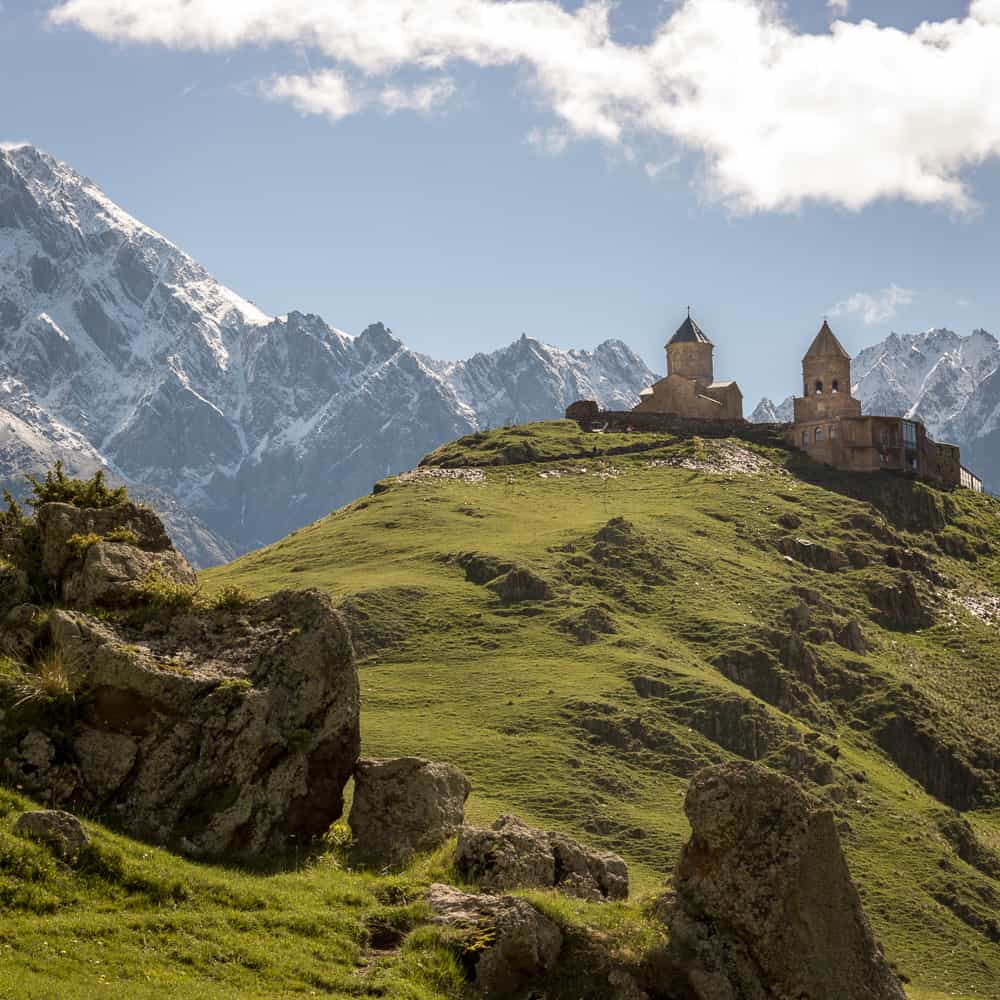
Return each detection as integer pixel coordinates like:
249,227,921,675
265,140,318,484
778,536,848,572
33,501,196,606
666,762,905,1000
867,573,934,630
348,756,471,868
14,809,89,858
427,883,563,999
456,814,628,901
489,567,553,603
1,589,360,856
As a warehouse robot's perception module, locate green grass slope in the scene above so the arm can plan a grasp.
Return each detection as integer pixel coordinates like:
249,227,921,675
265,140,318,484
2,421,998,998
205,422,1000,998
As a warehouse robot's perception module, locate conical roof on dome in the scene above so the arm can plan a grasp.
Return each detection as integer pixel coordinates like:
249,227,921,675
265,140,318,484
668,313,713,347
804,320,850,360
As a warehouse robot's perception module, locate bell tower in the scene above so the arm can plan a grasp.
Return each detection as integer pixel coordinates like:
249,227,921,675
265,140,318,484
666,310,714,386
794,320,861,423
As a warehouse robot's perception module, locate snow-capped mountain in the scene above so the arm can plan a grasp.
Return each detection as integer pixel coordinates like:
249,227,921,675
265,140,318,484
0,145,656,563
752,328,1000,492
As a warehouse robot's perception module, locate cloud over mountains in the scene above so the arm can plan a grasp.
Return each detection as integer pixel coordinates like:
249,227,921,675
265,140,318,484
48,0,1000,214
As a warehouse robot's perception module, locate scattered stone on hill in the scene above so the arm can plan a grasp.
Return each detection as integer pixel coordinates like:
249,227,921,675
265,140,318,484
396,467,486,486
946,588,1000,628
1,602,43,661
557,605,617,644
14,809,89,858
778,535,848,572
427,883,563,998
455,814,628,901
665,761,906,1000
777,511,801,530
866,573,934,630
489,567,553,603
1,590,360,856
648,441,779,477
348,756,471,868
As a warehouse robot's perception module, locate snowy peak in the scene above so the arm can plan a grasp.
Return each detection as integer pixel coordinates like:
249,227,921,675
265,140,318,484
0,145,656,563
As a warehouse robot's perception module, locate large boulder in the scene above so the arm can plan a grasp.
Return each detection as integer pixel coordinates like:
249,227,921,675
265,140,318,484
1,589,360,857
32,501,196,607
14,809,89,858
665,761,905,1000
62,541,196,608
35,501,172,579
428,883,563,999
349,756,470,868
456,814,628,901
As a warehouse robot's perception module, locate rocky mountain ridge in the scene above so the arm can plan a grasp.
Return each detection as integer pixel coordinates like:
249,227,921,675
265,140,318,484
752,327,1000,490
0,144,655,565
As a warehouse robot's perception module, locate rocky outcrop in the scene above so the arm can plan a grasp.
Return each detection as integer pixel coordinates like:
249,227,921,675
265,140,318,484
33,501,196,606
489,567,553,603
867,573,934,630
428,883,563,999
348,756,470,868
778,536,848,572
665,762,905,1000
1,589,360,856
456,814,628,901
14,809,89,858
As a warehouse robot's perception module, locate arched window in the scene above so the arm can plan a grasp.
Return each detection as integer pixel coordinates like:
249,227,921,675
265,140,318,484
831,379,839,394
804,382,810,396
815,427,824,442
815,380,824,395
801,431,808,446
829,424,837,440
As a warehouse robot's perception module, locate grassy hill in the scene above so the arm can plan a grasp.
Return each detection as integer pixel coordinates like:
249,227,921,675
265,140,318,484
2,421,998,998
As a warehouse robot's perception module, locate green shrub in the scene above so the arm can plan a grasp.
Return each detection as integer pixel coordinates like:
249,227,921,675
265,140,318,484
211,584,254,611
137,569,198,611
65,532,103,558
105,527,140,545
25,461,128,510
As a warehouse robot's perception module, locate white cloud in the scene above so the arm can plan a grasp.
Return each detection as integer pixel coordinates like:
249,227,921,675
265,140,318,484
263,69,359,122
47,0,1000,213
829,285,916,325
826,0,849,14
380,77,456,114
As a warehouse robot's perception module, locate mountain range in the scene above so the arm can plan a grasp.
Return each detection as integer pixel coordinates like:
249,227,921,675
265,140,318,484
752,327,1000,492
0,144,655,565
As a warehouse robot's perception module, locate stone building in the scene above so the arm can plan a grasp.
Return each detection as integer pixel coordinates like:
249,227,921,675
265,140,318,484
787,321,968,488
633,313,743,420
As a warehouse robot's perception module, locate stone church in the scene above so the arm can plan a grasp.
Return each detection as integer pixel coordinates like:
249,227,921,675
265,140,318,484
633,312,743,420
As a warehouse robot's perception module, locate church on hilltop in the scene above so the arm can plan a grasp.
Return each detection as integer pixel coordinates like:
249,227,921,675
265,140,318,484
633,311,743,420
564,311,982,492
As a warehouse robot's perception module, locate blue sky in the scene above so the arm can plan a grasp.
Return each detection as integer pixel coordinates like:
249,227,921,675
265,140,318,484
2,0,999,406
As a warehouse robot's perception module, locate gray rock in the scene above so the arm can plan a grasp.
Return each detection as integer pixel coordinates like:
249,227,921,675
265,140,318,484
72,727,138,800
2,589,360,857
15,809,89,858
456,814,628,901
665,761,905,1000
349,756,470,868
1,603,43,661
427,883,563,999
0,564,31,617
35,501,174,582
61,540,196,608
